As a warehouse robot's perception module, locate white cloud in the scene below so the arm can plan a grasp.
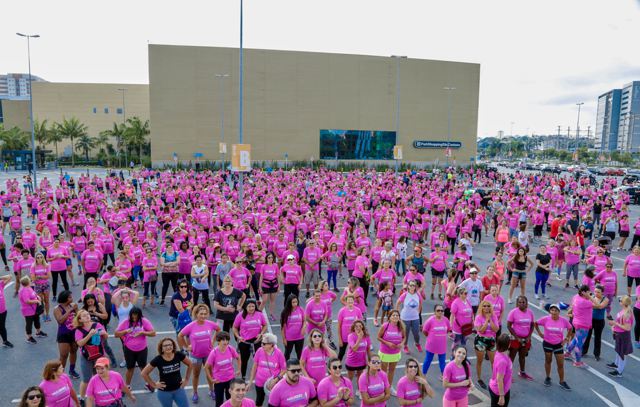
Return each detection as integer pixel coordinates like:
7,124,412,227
2,0,639,138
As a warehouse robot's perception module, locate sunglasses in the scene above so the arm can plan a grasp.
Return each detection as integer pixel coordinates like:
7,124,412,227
27,394,42,400
371,360,381,365
331,364,342,370
407,365,419,369
312,334,322,339
262,342,273,346
179,285,188,288
288,369,302,373
435,309,444,313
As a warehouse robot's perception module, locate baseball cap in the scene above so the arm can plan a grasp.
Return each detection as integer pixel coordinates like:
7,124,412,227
548,303,560,312
94,357,110,368
286,254,295,260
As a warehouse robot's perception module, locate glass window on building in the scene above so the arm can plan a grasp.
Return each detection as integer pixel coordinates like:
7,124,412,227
104,107,109,114
92,107,97,114
116,108,123,115
320,129,396,160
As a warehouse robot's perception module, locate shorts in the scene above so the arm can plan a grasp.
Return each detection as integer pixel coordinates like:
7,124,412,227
509,337,531,351
512,271,526,280
34,282,50,294
474,335,496,352
627,276,640,288
32,208,38,216
378,350,402,363
261,279,279,294
346,364,366,371
382,304,393,312
65,259,72,267
189,355,208,365
80,356,95,382
542,340,563,354
431,268,445,278
2,216,9,223
57,331,76,344
304,269,319,286
620,231,630,238
124,347,148,369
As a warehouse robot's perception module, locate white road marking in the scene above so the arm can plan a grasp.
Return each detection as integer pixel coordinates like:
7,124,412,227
269,312,434,328
3,281,14,290
591,388,621,407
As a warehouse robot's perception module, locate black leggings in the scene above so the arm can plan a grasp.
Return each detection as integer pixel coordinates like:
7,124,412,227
192,289,211,312
238,338,260,378
448,237,457,254
222,320,233,333
338,343,348,361
284,339,304,360
51,270,69,298
634,307,640,342
0,246,7,267
357,277,369,305
214,380,231,407
630,235,640,250
489,389,510,407
161,273,179,301
473,227,482,243
0,311,7,342
256,385,266,407
583,318,605,358
25,314,41,336
103,253,115,266
283,284,299,305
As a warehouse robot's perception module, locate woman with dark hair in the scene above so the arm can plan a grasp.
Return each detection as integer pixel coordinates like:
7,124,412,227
233,298,267,380
507,247,532,304
190,254,211,310
358,354,391,407
397,357,434,406
204,331,240,407
582,284,609,361
115,306,157,389
258,251,279,321
54,290,80,379
506,296,535,380
18,386,45,407
281,294,306,360
19,276,46,344
377,309,405,393
443,346,473,407
160,242,180,305
317,356,354,407
346,319,372,388
39,359,80,407
142,337,193,407
169,278,193,334
489,334,513,407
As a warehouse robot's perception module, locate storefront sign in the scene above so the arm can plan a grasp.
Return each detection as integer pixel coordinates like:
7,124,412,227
413,141,462,149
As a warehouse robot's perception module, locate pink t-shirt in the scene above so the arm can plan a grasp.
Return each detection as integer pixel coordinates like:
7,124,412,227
301,347,331,384
489,352,513,395
205,345,239,382
613,310,634,333
305,300,328,333
47,247,69,271
253,347,286,387
357,370,389,407
0,280,6,314
506,308,534,338
180,320,220,358
422,316,451,355
594,270,617,295
372,268,395,286
346,333,371,368
626,254,640,278
378,322,403,354
39,374,73,407
229,267,250,290
443,361,470,401
281,264,303,285
233,311,266,341
116,317,154,352
86,371,126,406
337,307,363,342
396,376,421,402
474,314,499,338
82,249,103,273
536,316,571,345
571,294,593,330
317,376,354,407
268,376,317,407
221,399,256,407
450,298,473,334
283,306,305,341
19,286,38,316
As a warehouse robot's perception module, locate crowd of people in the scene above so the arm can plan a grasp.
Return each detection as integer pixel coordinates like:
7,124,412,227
1,166,638,407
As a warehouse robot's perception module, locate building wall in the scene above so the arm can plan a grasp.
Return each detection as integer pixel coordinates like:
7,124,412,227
27,82,149,154
149,45,480,166
0,99,30,131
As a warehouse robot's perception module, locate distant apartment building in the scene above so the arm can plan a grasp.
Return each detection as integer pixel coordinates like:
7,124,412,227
0,73,47,100
595,89,621,151
616,81,640,153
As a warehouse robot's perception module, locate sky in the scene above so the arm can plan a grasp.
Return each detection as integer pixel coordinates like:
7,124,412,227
2,0,640,139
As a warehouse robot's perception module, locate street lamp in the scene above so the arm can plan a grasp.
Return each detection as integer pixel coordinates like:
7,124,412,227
16,32,40,190
215,74,230,170
575,102,584,151
391,55,407,174
117,88,127,167
444,86,456,167
238,0,245,209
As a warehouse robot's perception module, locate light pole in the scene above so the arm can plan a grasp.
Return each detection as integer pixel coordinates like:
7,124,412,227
238,0,245,209
117,88,127,167
575,102,584,151
509,121,514,158
215,74,230,170
16,33,39,190
391,55,407,174
443,86,456,167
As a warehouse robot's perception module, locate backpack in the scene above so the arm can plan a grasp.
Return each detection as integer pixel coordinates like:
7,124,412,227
78,323,105,361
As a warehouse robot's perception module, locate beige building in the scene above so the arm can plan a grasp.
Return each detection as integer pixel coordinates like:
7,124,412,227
149,44,480,166
2,83,149,155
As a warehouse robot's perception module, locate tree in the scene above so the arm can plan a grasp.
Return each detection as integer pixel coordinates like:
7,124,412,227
55,117,88,167
34,119,50,150
47,124,65,159
75,134,97,161
123,117,150,163
100,122,126,164
0,125,30,150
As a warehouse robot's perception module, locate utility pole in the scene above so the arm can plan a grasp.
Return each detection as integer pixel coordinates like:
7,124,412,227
557,125,561,150
576,102,584,151
567,127,571,152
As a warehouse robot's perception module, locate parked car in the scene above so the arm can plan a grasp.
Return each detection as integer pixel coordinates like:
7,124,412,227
605,168,625,176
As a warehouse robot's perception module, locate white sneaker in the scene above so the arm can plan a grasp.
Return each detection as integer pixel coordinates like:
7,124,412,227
355,391,361,398
555,275,563,281
391,387,397,396
508,298,513,304
535,294,540,300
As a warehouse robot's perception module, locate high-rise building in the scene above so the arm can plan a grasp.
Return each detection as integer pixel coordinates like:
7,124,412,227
595,89,621,151
616,81,640,153
0,73,46,100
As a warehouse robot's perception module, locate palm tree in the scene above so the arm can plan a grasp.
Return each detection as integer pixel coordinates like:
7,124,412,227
0,126,30,150
55,117,88,167
34,119,50,150
75,134,97,161
47,124,65,159
123,117,150,163
100,122,126,164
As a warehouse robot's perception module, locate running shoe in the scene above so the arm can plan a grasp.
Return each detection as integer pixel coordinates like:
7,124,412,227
69,370,80,379
35,331,48,338
572,361,587,368
145,383,156,393
543,377,551,387
416,344,423,353
329,341,337,351
209,390,216,400
26,337,37,344
606,362,618,369
2,341,14,348
477,379,487,389
192,393,199,404
404,346,410,353
634,341,640,349
373,319,379,327
119,361,127,368
534,294,540,300
563,352,572,360
608,370,622,378
559,381,571,391
518,371,533,381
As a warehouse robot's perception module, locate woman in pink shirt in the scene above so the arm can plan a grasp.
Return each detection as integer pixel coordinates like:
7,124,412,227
317,357,355,407
39,359,80,407
346,319,372,385
565,285,598,367
86,357,136,407
607,295,634,378
358,353,390,407
281,294,306,360
623,245,640,297
19,276,45,343
300,328,336,386
489,334,513,407
442,346,473,407
352,247,372,305
46,238,70,300
450,287,473,350
305,289,330,334
376,309,405,392
397,357,434,405
534,304,572,390
473,300,500,389
30,253,52,322
422,304,451,376
247,333,286,407
340,277,366,315
204,331,240,407
233,299,267,380
258,252,279,321
506,296,535,380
